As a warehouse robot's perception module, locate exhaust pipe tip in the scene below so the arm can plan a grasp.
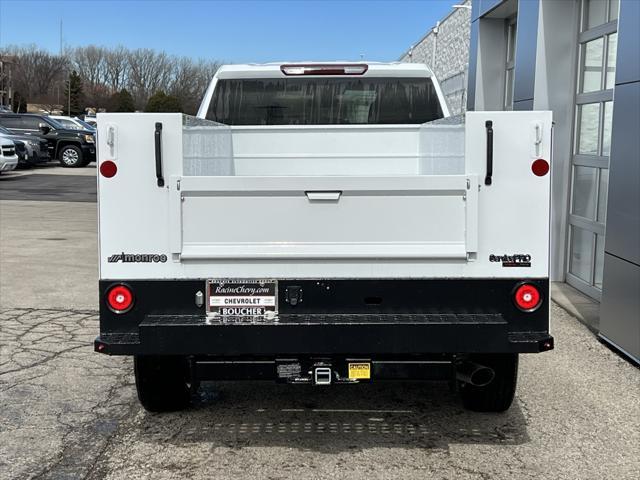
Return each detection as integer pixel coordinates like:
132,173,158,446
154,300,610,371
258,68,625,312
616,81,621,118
469,366,495,387
456,361,495,387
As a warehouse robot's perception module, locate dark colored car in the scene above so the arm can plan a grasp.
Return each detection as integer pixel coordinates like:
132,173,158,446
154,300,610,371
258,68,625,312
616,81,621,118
12,139,27,164
0,113,95,167
0,124,51,167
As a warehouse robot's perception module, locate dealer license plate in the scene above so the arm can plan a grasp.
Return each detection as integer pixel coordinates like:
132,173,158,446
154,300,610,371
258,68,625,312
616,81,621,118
207,279,277,318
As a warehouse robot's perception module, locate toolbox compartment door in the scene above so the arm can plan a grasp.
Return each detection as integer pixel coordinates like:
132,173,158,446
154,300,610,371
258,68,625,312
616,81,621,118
170,175,478,260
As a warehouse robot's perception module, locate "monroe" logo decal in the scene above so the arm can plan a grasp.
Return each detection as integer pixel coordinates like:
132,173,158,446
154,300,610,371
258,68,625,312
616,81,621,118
108,252,168,263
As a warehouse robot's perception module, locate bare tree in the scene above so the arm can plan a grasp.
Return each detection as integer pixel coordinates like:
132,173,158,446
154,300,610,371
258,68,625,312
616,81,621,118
71,45,106,86
70,45,107,106
104,46,129,93
2,45,68,105
127,49,175,109
168,58,219,114
1,44,220,114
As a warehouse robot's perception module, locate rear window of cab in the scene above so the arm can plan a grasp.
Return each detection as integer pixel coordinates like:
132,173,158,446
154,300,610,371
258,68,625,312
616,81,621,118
207,77,444,126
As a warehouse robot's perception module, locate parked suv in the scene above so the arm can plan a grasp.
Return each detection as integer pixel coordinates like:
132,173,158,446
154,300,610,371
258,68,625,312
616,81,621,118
0,113,95,167
0,124,50,167
0,137,18,174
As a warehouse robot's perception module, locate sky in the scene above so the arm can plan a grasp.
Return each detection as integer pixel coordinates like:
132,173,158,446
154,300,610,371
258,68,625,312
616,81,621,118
0,0,455,63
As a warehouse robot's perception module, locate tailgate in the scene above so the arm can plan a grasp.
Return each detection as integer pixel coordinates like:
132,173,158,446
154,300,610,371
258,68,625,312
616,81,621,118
170,175,478,260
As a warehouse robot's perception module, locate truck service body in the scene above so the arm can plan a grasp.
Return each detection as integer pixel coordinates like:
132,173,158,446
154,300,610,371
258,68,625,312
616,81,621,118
95,62,554,412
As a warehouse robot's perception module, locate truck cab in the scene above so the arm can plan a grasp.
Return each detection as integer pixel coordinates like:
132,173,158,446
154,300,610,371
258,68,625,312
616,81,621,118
95,62,553,413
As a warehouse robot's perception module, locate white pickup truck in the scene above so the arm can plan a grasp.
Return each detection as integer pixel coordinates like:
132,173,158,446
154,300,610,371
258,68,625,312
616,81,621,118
95,62,553,413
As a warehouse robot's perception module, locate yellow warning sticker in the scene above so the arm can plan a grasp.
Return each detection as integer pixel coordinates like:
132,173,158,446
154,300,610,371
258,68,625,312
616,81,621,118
348,363,371,379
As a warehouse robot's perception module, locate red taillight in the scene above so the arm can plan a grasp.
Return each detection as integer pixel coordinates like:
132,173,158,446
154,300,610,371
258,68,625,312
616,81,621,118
100,160,117,178
513,283,542,312
106,284,134,313
280,64,368,76
532,158,549,177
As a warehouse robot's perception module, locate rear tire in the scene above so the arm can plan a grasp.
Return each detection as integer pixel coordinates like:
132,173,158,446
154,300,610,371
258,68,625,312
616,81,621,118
460,353,518,412
134,355,192,412
58,144,85,168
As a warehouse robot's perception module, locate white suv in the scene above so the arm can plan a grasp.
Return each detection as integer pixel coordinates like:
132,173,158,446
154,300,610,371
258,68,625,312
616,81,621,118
49,115,96,131
0,137,18,174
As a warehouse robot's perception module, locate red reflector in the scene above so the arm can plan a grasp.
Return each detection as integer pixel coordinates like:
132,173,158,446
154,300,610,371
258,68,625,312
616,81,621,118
281,64,368,76
100,160,117,178
532,159,549,177
106,284,134,313
514,283,542,312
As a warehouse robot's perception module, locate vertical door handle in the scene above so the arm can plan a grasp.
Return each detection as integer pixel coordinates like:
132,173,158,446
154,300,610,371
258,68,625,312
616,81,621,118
485,120,493,186
155,122,164,187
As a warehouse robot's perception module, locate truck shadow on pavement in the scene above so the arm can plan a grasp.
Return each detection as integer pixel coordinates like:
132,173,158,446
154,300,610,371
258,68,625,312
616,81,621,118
134,381,530,452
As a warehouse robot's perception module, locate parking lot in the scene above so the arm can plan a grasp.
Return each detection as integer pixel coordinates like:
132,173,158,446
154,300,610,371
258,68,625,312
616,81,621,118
1,165,639,480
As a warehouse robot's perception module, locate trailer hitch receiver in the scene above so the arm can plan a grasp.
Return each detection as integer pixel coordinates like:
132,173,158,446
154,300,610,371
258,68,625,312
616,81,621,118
314,367,332,385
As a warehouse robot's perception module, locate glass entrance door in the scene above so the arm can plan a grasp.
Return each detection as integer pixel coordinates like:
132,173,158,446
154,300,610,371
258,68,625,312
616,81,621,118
567,0,619,300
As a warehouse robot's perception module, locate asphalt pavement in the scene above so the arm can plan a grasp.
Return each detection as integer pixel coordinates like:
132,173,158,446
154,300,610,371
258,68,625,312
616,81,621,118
1,167,639,480
0,171,97,202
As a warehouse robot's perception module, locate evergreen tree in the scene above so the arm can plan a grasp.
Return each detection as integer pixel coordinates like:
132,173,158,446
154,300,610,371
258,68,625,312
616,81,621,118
64,70,84,115
144,91,182,113
109,89,136,112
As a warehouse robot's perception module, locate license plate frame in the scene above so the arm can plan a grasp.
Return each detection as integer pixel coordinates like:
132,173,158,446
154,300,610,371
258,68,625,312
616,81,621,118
206,279,278,319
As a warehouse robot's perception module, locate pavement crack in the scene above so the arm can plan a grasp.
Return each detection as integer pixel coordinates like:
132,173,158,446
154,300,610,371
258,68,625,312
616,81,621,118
0,344,87,377
81,369,136,480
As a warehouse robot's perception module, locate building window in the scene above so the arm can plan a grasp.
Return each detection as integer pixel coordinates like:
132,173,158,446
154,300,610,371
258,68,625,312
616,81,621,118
567,0,618,299
503,16,517,110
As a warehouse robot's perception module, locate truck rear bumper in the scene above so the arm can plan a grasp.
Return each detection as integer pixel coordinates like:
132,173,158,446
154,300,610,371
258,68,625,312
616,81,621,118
96,278,553,357
95,312,553,356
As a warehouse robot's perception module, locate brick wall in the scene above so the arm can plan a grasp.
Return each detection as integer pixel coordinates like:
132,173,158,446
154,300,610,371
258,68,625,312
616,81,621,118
399,0,472,115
